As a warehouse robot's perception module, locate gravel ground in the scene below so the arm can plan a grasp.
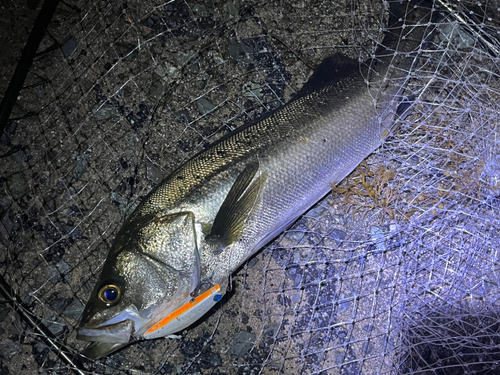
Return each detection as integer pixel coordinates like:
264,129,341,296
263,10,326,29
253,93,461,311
1,1,500,375
0,0,40,103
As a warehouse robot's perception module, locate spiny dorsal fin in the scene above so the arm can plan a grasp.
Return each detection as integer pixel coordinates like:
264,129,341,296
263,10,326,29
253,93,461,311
206,162,267,252
293,53,360,100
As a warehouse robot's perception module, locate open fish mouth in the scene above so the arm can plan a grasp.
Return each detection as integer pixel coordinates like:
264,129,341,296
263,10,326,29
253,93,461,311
77,319,134,344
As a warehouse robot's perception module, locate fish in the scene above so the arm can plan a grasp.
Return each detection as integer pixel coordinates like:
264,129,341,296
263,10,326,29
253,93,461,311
77,0,435,359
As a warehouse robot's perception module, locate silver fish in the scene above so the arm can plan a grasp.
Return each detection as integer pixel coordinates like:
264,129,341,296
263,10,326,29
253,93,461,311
77,0,434,358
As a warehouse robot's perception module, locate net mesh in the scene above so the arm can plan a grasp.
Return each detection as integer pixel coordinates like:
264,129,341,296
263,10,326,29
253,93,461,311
1,0,500,374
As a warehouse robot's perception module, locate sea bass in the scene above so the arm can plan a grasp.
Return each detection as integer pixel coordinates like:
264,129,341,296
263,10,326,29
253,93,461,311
78,0,434,358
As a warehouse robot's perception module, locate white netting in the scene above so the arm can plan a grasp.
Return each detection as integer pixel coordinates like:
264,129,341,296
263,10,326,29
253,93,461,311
1,0,500,374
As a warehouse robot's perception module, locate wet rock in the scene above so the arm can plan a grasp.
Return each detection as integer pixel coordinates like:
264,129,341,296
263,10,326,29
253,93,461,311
47,294,68,311
110,191,129,213
33,81,47,98
32,341,49,366
229,38,257,65
226,1,239,17
45,265,59,283
337,329,348,341
187,61,199,73
192,3,208,16
197,78,206,90
146,162,163,184
207,352,222,367
196,97,216,115
92,102,120,121
43,229,66,263
126,102,150,129
207,50,224,65
246,257,259,268
0,210,14,238
242,81,263,99
0,339,21,360
117,157,130,170
331,214,347,225
8,173,29,200
158,362,174,374
241,312,249,324
285,266,303,287
149,75,166,99
438,23,475,51
0,306,10,323
270,247,289,265
298,232,318,246
73,151,91,181
370,226,386,254
335,351,345,364
0,122,17,145
64,222,82,242
284,230,302,242
45,315,65,336
230,330,256,357
122,85,132,98
174,110,191,124
61,36,77,58
338,294,351,313
329,228,347,245
362,341,372,355
264,323,279,337
56,261,71,283
308,204,327,217
198,352,222,369
10,145,32,164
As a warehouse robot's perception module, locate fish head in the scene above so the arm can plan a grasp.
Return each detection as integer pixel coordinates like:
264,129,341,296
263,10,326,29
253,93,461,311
77,212,204,357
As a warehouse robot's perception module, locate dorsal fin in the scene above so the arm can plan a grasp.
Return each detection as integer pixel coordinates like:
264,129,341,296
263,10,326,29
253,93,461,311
200,53,360,152
293,53,360,100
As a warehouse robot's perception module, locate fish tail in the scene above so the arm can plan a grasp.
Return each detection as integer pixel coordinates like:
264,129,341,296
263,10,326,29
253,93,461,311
378,0,436,57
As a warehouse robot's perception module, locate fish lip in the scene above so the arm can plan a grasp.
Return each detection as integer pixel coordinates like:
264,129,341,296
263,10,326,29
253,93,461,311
77,319,134,344
81,342,130,359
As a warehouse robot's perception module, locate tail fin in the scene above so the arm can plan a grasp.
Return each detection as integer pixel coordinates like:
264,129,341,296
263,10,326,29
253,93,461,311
377,0,436,58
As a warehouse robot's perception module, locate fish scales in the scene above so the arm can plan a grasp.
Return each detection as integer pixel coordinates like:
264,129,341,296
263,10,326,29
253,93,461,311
77,0,435,359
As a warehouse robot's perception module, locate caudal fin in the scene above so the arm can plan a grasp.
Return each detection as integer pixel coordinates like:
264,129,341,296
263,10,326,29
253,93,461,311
377,0,436,58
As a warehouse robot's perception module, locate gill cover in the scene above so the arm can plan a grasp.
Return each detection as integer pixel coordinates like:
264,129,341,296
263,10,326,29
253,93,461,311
78,211,201,358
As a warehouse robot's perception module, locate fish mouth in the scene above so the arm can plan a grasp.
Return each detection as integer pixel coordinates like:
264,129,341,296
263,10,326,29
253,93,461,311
81,342,130,359
77,319,134,344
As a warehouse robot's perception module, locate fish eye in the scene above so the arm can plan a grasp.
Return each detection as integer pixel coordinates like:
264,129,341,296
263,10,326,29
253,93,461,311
98,284,121,304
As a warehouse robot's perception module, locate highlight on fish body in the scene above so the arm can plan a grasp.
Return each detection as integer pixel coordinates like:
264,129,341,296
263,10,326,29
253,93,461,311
77,0,436,359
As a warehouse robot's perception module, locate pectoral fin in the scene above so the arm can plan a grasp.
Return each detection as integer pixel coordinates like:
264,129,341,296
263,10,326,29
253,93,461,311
206,162,267,252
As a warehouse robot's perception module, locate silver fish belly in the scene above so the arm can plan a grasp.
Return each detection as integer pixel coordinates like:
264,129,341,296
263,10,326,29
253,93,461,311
77,0,434,359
